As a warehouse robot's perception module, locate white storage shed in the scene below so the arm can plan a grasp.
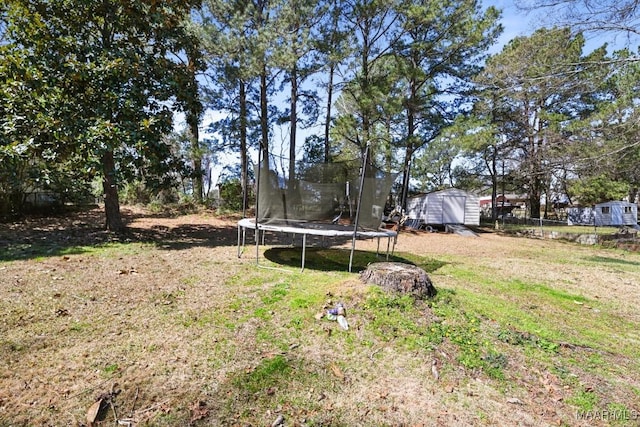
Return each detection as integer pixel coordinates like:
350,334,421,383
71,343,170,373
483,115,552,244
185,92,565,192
406,188,480,226
566,206,594,225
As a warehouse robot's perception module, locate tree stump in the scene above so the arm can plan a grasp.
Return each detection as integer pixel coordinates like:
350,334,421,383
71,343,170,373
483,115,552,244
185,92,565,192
359,262,436,299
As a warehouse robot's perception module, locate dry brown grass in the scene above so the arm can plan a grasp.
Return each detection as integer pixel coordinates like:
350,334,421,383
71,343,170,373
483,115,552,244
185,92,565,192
1,206,639,426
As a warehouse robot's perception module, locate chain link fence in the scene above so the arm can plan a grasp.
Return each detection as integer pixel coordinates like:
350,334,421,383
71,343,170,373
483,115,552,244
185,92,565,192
483,214,639,247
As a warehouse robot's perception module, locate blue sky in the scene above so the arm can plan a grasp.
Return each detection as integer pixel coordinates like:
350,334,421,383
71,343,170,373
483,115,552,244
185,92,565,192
490,0,530,52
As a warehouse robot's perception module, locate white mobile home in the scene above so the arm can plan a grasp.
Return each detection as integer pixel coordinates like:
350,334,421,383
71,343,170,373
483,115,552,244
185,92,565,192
406,188,480,226
594,201,637,226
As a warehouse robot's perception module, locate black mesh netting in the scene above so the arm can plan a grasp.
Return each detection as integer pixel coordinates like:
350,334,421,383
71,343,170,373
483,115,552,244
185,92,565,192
256,161,398,231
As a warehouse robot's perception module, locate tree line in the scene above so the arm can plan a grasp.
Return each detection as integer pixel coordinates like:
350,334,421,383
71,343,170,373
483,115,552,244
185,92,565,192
1,0,639,230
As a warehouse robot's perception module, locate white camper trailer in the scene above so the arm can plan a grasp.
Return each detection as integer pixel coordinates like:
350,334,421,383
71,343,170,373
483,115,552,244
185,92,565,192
593,201,637,227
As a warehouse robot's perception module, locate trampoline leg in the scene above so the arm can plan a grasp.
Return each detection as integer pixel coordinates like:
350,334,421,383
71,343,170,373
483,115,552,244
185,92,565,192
237,224,242,258
376,237,381,257
301,234,307,272
255,231,260,266
348,235,356,273
386,237,391,260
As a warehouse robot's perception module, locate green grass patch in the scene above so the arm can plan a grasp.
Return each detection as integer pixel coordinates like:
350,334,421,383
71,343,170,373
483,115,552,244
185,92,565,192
508,279,590,304
253,307,272,320
567,388,599,412
103,363,119,376
69,321,92,333
427,290,507,379
433,264,639,356
233,354,292,395
497,328,559,354
262,282,290,305
225,265,286,288
502,224,619,235
0,241,121,261
360,287,506,379
362,288,434,346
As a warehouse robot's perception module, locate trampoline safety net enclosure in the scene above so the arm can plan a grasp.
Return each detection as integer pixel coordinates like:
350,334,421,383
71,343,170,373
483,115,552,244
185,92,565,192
258,161,396,229
238,157,399,272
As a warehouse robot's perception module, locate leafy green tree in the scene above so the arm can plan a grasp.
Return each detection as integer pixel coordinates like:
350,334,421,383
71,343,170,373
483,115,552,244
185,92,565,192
330,0,500,204
568,174,629,205
179,24,206,203
393,0,501,209
411,131,460,192
1,0,201,230
565,48,640,204
201,0,294,214
453,91,519,220
276,0,326,181
333,0,402,163
315,0,352,162
298,134,326,166
202,0,261,216
476,28,607,218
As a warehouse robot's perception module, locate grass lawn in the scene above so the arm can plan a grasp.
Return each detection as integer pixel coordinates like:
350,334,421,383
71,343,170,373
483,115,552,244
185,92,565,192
495,223,622,235
1,207,639,426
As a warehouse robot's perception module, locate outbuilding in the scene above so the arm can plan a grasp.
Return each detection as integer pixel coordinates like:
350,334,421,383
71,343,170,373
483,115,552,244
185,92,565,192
566,206,594,226
567,201,638,226
594,200,637,226
406,188,480,226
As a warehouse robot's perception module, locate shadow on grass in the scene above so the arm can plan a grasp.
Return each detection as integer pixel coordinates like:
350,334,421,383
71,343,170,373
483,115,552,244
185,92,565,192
0,206,240,262
583,255,640,267
263,246,447,273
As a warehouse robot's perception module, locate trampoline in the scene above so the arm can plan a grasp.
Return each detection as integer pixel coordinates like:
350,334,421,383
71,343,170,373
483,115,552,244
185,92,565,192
237,146,400,272
237,218,398,272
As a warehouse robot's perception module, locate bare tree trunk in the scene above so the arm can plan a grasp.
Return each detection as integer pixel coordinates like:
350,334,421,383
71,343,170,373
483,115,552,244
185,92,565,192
289,64,298,182
187,51,203,204
187,110,202,203
401,75,421,211
400,147,412,211
490,148,498,222
239,80,249,217
324,64,335,163
260,65,269,163
102,150,124,232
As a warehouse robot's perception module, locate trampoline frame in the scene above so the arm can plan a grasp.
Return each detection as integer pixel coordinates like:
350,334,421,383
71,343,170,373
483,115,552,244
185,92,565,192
237,218,397,272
